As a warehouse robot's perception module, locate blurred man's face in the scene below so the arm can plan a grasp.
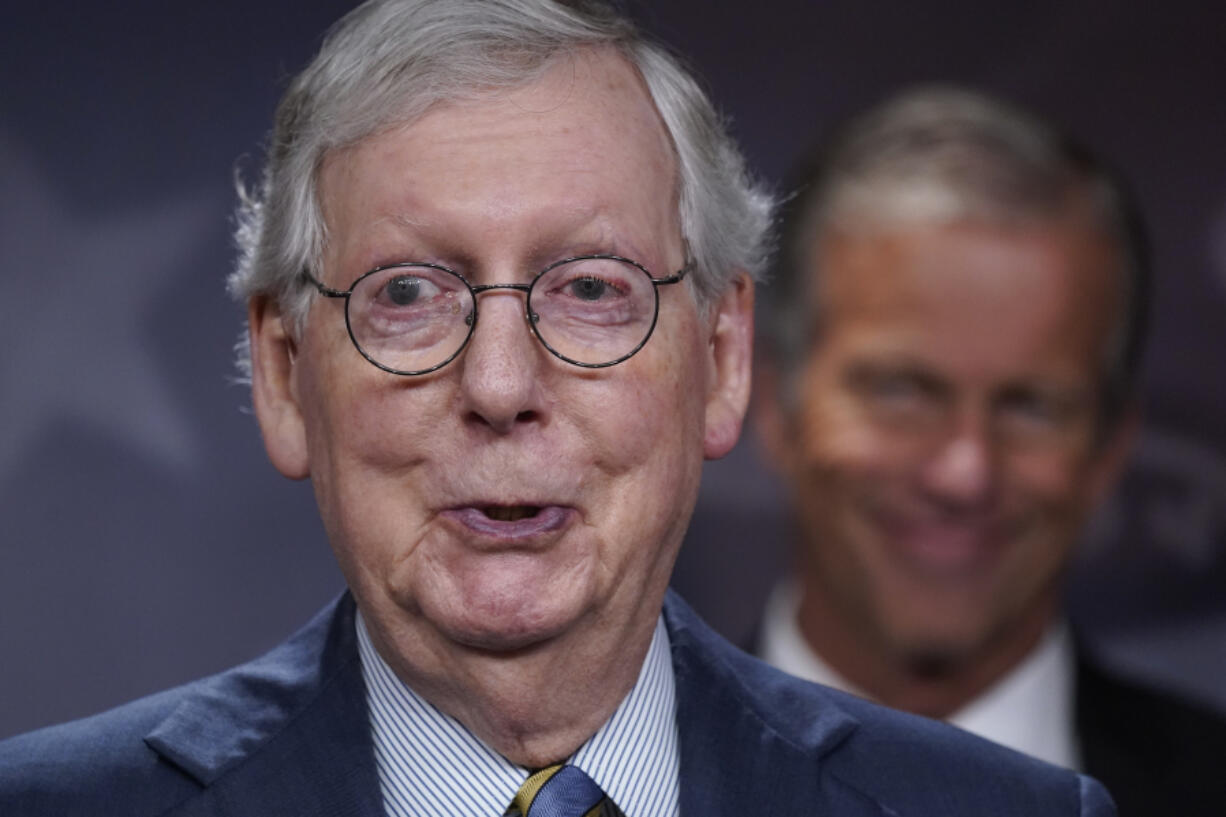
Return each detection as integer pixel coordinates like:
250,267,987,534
250,50,751,679
765,216,1129,671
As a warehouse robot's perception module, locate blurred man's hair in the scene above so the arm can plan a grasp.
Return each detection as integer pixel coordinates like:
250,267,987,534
762,85,1150,426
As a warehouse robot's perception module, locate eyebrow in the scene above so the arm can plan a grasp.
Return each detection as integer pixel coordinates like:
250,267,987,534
844,360,949,391
366,211,654,273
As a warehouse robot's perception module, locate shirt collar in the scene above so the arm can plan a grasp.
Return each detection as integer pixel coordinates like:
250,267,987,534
357,612,681,817
950,620,1080,770
760,580,1081,769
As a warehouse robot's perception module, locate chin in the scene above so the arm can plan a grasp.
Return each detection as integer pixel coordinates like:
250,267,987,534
882,613,998,675
427,581,591,654
894,641,978,679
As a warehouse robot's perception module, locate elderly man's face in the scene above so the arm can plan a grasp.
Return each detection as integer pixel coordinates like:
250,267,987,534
763,217,1131,672
250,52,750,670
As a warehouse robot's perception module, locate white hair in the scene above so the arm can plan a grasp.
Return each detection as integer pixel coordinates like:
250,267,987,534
228,0,773,379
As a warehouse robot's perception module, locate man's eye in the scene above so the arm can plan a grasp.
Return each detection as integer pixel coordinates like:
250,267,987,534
845,366,948,429
1000,392,1064,426
385,277,421,305
567,276,610,301
380,275,444,306
870,377,917,399
861,374,929,407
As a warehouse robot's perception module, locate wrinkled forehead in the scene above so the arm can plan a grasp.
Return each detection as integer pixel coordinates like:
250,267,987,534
314,48,683,276
318,47,678,208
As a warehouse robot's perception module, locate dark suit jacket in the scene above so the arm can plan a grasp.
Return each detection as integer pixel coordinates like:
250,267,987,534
1076,650,1226,817
0,591,1112,816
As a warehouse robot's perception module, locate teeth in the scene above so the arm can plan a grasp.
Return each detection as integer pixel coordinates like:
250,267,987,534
484,506,539,522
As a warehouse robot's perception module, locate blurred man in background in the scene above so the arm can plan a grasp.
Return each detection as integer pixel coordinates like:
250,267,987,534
756,85,1226,816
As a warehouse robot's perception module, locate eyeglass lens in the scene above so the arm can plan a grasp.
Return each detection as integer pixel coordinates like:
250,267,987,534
345,257,659,373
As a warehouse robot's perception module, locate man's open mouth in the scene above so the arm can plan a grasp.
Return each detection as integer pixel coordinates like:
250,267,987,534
481,506,542,522
442,504,571,538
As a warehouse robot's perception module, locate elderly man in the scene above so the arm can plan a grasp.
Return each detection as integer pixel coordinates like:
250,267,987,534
756,86,1226,815
2,4,1113,815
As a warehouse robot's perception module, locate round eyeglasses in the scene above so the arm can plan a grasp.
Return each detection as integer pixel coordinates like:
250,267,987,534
302,254,691,375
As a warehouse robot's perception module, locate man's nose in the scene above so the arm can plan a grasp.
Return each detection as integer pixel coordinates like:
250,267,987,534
918,411,996,508
456,290,546,434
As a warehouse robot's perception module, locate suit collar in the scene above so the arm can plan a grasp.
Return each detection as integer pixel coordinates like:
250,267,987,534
664,590,863,813
139,589,870,816
143,593,386,816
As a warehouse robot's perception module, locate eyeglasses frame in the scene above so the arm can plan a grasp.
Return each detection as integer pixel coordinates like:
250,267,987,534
301,253,692,376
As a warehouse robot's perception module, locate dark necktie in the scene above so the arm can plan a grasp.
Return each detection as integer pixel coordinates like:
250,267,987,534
507,764,626,817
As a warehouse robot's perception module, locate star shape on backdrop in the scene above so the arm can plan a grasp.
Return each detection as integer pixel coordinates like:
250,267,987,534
0,132,223,482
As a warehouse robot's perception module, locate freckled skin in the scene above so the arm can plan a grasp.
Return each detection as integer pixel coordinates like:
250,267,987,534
248,49,753,764
760,218,1133,716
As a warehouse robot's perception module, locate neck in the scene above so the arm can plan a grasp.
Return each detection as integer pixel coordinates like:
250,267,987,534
795,585,1054,719
363,603,657,768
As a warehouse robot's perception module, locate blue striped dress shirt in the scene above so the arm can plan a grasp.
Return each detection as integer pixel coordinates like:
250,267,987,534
357,613,681,817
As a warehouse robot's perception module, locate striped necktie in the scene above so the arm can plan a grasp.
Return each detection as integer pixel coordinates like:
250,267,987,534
507,764,626,817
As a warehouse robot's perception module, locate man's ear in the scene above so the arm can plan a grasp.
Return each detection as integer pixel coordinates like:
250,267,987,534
703,272,754,460
249,295,310,480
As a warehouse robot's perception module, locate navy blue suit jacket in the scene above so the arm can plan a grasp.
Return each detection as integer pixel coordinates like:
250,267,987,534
0,592,1114,815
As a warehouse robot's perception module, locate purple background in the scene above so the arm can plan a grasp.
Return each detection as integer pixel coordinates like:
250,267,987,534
2,0,1224,739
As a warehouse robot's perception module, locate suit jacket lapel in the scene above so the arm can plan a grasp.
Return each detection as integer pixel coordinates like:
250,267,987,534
137,589,891,816
665,591,893,816
144,594,386,817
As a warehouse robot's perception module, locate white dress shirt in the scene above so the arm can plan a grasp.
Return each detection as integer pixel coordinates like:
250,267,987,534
760,581,1082,770
357,612,681,817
